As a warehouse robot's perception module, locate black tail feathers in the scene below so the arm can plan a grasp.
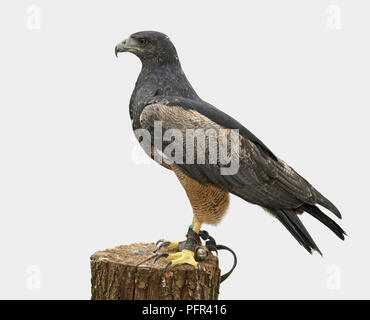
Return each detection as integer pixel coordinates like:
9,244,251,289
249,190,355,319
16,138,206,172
273,203,346,255
274,209,322,255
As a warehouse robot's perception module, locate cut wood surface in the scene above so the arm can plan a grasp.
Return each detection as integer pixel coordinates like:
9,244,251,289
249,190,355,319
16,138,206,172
90,243,221,300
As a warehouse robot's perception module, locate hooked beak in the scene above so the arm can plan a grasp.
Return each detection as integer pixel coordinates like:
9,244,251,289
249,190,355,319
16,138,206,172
115,37,139,57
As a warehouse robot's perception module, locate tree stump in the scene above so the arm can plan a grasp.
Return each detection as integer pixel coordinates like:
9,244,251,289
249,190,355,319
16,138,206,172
90,243,221,300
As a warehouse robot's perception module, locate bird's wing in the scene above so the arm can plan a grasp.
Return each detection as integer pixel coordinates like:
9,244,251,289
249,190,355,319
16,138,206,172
139,100,318,210
146,96,278,160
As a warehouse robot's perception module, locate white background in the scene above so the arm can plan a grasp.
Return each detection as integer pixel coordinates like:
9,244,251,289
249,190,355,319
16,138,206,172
0,0,369,299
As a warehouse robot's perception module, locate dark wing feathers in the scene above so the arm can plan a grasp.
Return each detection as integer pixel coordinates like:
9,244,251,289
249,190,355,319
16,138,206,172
301,204,346,240
310,187,342,219
146,96,278,161
139,101,344,253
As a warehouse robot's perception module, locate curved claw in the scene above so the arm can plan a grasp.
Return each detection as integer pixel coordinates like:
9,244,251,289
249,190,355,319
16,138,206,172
156,239,165,246
154,253,169,262
163,261,172,273
153,241,171,253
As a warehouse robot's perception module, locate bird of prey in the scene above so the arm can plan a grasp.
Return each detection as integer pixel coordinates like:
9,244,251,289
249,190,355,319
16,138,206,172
115,31,345,269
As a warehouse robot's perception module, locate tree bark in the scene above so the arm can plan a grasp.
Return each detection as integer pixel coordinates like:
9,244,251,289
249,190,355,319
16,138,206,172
90,243,221,300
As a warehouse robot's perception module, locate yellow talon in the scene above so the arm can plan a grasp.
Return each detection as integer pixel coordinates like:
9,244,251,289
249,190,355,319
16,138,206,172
166,241,179,251
154,240,179,252
165,249,199,268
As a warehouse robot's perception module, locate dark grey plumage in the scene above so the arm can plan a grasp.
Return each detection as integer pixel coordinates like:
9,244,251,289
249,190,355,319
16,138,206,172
116,31,346,254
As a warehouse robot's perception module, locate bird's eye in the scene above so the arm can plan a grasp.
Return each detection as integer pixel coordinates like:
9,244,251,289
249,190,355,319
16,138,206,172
138,38,147,46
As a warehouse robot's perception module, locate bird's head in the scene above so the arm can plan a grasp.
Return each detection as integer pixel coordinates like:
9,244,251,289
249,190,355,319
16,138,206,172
115,31,179,65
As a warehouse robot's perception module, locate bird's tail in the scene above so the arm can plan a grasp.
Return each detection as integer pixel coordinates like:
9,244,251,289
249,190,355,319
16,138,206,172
273,203,346,255
274,209,322,255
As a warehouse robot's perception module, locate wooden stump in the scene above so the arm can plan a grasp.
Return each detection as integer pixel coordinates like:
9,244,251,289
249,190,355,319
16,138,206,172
90,243,221,300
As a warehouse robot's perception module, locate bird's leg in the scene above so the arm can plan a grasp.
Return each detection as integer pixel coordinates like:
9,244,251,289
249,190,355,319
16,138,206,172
191,217,202,234
154,217,202,253
154,217,203,270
